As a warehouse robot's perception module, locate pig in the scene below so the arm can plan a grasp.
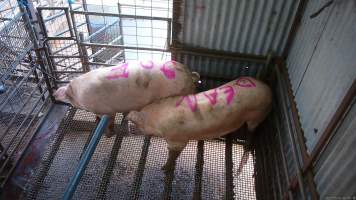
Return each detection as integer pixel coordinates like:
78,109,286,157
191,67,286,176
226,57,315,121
126,77,272,172
53,60,200,136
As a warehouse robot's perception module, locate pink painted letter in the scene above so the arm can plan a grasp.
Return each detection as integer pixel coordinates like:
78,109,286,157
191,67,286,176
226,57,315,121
236,77,256,88
203,89,218,105
140,60,154,69
176,95,198,112
107,63,129,80
160,61,176,79
219,85,235,105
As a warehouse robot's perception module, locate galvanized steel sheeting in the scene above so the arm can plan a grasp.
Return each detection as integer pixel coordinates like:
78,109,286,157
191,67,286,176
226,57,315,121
177,0,299,56
286,0,356,151
314,102,356,199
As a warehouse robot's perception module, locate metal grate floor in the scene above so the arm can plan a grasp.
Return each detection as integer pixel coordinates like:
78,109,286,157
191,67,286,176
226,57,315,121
25,107,256,200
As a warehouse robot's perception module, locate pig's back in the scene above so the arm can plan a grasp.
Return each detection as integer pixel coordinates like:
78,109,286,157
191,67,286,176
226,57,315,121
155,77,272,141
68,61,195,114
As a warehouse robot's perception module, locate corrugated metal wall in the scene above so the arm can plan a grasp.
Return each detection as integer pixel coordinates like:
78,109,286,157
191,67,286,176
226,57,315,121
286,0,356,152
314,100,356,199
173,0,301,88
177,0,299,55
286,0,356,199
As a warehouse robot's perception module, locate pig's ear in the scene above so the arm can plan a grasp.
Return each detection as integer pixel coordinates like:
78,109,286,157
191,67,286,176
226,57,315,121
126,111,145,126
53,86,70,103
191,72,200,83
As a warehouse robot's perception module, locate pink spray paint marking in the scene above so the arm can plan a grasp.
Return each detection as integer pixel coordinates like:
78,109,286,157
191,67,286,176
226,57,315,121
219,85,235,105
107,63,129,80
140,60,154,69
176,95,198,112
160,61,176,79
203,89,218,105
236,77,256,88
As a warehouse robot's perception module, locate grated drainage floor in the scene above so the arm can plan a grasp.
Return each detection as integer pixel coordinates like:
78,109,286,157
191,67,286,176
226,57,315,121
25,107,256,200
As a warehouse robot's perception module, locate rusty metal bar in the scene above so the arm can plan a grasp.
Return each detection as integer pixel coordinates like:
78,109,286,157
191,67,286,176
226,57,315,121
276,67,307,199
131,136,151,199
193,140,204,200
273,109,294,200
278,63,319,199
225,135,234,200
171,46,267,63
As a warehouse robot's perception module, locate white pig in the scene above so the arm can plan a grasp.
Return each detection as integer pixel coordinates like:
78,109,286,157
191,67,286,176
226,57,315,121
53,60,200,136
127,77,272,172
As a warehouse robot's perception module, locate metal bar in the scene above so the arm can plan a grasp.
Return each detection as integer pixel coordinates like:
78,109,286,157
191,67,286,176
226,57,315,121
37,7,69,11
96,119,125,199
79,32,90,72
53,70,85,74
82,42,168,52
117,2,126,62
131,136,151,199
225,136,234,200
171,47,267,63
71,10,171,21
105,50,124,64
89,36,123,58
68,3,84,70
193,140,204,199
88,62,116,66
273,110,294,200
166,19,172,49
264,122,279,200
276,67,307,199
62,115,110,200
81,0,93,39
278,64,319,199
50,55,81,58
46,36,74,40
52,42,77,55
85,20,119,42
54,22,86,37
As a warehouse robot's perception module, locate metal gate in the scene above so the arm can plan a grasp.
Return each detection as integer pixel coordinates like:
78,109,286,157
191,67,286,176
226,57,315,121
36,2,172,85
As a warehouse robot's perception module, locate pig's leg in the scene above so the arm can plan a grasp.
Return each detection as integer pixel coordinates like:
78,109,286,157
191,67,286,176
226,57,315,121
162,140,187,173
105,114,116,138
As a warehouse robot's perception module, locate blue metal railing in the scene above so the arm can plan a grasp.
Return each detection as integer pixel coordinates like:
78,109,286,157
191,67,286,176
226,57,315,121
62,115,110,200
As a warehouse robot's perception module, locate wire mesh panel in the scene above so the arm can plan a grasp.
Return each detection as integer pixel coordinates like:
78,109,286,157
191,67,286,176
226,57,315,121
0,5,52,188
